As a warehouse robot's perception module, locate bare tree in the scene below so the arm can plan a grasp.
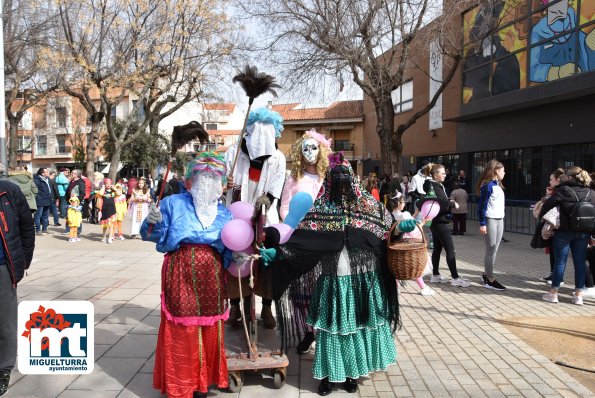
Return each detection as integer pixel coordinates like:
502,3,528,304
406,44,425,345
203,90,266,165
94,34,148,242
55,0,239,181
241,0,498,173
3,0,59,167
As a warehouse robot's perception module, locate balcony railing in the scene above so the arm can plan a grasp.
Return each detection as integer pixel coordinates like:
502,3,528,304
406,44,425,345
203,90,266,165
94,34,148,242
333,142,354,152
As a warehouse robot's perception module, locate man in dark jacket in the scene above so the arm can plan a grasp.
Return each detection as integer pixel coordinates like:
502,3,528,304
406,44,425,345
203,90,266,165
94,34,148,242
33,167,52,235
49,170,61,227
0,178,35,397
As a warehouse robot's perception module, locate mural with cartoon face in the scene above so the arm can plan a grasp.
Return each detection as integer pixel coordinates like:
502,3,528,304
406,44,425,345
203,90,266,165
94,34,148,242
462,0,595,103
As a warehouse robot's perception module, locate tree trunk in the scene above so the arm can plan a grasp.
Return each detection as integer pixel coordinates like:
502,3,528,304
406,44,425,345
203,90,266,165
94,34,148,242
7,116,18,168
108,143,122,181
86,112,104,183
374,98,398,175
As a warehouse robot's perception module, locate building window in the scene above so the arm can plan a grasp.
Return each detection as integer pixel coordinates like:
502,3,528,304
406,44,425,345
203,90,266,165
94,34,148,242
56,135,69,154
111,106,117,121
132,100,145,123
17,136,32,152
391,81,413,114
205,123,218,130
462,0,595,104
36,135,47,155
55,107,67,128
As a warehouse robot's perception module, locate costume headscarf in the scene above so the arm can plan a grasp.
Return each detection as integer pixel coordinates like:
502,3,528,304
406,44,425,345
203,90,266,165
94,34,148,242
244,107,284,159
272,153,398,351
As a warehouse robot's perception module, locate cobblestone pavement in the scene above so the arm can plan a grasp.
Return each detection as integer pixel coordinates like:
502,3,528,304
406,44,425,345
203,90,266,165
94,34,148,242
6,219,594,397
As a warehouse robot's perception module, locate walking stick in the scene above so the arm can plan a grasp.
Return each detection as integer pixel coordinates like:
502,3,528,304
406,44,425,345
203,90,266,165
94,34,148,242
228,65,280,178
148,121,209,236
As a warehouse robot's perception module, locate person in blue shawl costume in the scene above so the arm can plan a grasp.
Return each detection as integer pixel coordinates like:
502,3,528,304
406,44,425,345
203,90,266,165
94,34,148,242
142,152,232,398
269,153,418,396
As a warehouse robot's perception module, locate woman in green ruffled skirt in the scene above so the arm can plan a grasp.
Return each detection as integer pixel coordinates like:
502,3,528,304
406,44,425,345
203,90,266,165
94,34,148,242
272,154,418,396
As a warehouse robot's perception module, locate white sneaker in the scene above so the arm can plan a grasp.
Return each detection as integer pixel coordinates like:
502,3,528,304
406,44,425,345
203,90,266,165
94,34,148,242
118,235,126,240
581,287,595,299
101,237,107,243
68,238,74,243
75,238,81,242
107,238,113,244
451,278,471,288
572,293,583,306
429,274,449,283
542,292,559,303
419,286,435,296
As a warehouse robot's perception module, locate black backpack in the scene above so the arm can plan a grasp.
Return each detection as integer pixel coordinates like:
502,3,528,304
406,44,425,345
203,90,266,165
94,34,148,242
569,190,595,234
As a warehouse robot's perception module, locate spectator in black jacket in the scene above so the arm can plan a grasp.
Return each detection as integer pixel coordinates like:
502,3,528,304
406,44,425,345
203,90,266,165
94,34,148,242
49,170,61,227
0,177,35,397
33,167,52,236
540,166,595,306
421,163,470,288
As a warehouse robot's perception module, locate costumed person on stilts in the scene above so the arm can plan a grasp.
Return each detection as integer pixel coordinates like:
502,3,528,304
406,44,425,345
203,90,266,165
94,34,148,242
224,106,286,329
141,152,232,398
279,128,332,353
268,153,419,396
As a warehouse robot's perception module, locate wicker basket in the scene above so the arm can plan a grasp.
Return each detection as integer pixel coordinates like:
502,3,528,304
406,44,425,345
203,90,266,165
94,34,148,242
387,222,428,280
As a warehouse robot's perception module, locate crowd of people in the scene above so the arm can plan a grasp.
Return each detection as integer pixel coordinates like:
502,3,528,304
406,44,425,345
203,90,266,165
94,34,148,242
3,165,192,244
0,110,593,398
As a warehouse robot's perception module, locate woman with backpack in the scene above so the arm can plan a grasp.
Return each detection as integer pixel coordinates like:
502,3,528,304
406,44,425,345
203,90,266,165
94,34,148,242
540,166,595,305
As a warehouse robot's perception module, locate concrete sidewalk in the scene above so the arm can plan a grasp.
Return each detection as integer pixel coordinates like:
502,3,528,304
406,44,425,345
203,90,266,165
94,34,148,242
6,219,594,397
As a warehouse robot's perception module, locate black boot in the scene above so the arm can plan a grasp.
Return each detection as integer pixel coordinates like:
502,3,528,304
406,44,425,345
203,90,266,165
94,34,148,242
227,304,241,328
296,332,315,354
343,377,358,393
261,304,276,329
0,370,10,398
317,377,333,396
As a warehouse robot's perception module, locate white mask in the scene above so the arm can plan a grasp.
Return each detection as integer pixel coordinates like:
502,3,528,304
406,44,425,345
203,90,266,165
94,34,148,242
245,122,276,159
302,138,319,164
190,173,222,227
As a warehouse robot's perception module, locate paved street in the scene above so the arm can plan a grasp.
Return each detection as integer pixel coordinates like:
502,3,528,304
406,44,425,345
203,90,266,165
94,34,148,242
6,219,594,398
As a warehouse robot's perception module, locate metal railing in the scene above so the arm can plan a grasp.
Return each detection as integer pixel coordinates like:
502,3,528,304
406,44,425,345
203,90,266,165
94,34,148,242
467,194,538,235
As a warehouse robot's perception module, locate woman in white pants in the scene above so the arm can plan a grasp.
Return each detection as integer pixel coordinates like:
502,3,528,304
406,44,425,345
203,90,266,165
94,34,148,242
477,160,506,291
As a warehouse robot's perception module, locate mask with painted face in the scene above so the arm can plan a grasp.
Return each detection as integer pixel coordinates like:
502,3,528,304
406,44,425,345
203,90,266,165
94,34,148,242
301,138,320,164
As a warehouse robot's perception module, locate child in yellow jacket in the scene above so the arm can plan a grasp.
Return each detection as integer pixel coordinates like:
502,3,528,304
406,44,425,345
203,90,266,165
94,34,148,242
67,195,83,242
114,183,127,240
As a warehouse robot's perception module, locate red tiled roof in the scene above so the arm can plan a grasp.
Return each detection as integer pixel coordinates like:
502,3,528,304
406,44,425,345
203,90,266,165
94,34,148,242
203,103,236,112
272,101,363,121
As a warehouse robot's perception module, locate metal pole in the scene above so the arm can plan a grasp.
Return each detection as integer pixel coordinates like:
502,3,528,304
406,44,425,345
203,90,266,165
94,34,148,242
0,0,8,176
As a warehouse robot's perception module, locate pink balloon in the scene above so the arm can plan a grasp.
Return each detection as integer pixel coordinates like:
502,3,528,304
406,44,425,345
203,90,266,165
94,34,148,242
271,223,294,244
228,261,253,278
420,200,440,220
228,201,254,222
221,219,254,251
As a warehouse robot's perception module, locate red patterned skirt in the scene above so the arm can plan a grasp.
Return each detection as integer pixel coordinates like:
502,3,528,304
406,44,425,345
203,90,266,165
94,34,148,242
154,245,229,397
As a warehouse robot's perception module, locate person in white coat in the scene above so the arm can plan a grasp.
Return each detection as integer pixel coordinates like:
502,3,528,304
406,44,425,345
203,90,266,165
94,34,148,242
224,107,286,329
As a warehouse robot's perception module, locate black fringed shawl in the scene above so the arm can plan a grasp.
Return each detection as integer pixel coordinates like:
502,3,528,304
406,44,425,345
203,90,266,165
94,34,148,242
272,162,399,352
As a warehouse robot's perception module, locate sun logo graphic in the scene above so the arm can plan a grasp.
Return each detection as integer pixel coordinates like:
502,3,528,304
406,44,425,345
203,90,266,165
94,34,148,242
18,301,94,374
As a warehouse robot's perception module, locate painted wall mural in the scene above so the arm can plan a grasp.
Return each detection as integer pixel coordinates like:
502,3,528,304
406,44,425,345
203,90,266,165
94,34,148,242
463,0,595,104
